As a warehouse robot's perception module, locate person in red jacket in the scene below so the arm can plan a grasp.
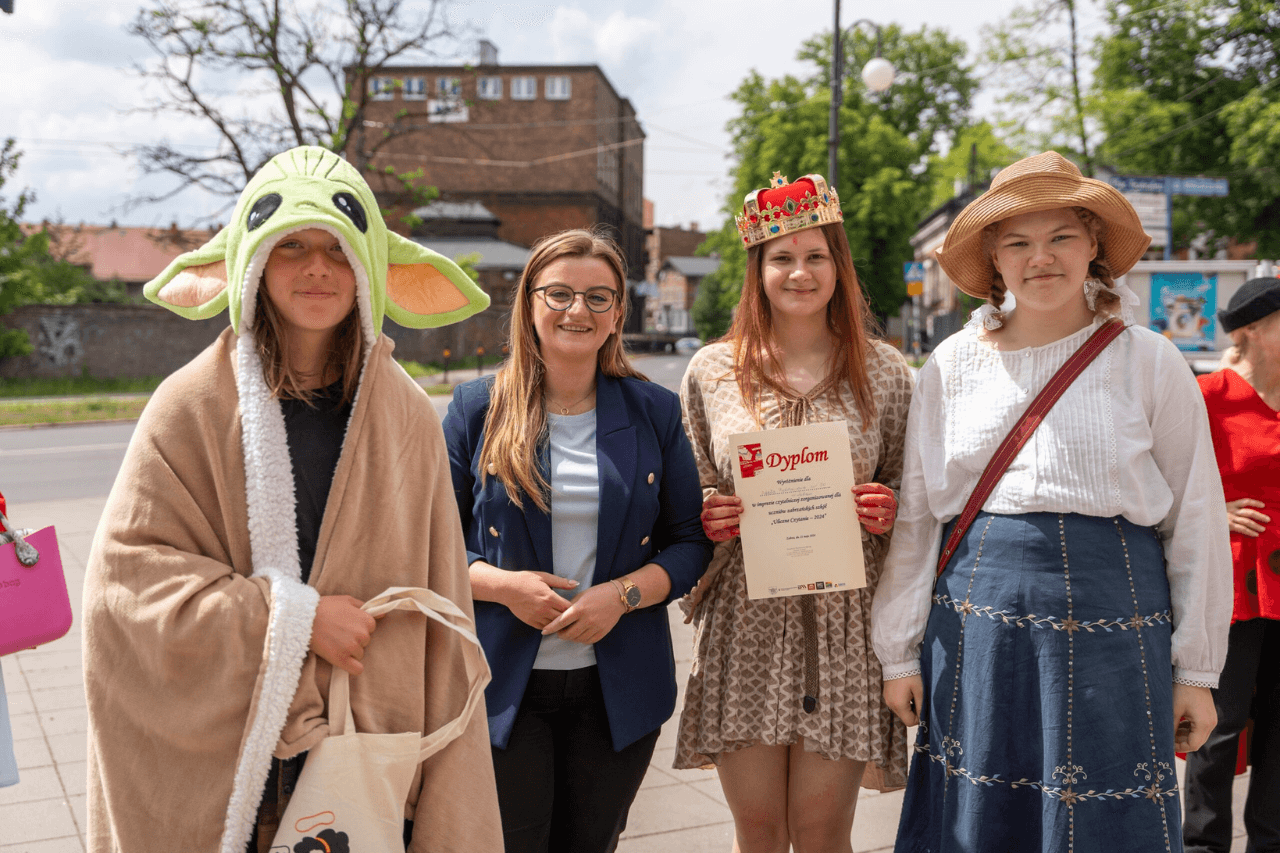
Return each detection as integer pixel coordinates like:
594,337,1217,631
1184,276,1280,853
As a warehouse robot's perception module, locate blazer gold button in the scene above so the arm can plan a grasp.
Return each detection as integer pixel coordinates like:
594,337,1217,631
487,462,497,475
647,472,655,484
489,526,499,538
641,535,650,545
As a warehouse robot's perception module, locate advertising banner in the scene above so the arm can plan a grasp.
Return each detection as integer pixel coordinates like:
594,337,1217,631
1151,272,1217,351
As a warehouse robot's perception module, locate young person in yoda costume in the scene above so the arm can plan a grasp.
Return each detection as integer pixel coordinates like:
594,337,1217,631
82,146,502,853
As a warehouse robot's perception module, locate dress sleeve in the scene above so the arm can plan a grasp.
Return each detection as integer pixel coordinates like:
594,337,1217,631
1148,342,1232,687
871,356,945,680
648,390,715,601
679,351,724,499
873,347,915,494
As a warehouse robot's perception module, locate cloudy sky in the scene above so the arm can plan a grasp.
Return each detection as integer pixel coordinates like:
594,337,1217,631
1,0,1105,233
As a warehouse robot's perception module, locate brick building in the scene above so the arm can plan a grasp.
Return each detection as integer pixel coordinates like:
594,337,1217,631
352,42,646,272
652,256,719,335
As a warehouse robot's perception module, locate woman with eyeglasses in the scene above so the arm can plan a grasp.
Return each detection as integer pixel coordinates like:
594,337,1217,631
443,228,713,853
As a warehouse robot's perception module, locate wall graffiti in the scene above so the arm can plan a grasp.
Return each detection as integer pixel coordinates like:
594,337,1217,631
37,315,84,367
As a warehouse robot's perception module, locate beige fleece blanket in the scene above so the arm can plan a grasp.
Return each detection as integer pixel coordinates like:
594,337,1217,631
83,327,501,852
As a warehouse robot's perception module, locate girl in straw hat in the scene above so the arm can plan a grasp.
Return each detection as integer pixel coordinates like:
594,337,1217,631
679,172,914,852
870,151,1232,852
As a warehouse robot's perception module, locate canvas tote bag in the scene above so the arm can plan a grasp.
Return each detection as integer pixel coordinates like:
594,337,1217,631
270,586,489,851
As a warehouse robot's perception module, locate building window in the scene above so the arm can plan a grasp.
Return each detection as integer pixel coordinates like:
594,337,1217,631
545,75,571,100
511,76,536,100
403,77,426,100
369,77,396,100
477,76,502,100
437,77,461,97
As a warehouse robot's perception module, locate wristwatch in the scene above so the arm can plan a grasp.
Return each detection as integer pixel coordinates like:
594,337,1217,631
615,577,642,613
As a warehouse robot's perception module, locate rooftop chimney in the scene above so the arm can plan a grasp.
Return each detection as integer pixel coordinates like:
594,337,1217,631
479,39,498,66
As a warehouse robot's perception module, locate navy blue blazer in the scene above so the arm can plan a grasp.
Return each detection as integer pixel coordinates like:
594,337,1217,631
444,372,712,751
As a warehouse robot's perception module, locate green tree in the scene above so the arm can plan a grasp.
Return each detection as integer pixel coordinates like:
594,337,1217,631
1,140,124,360
927,122,1023,209
692,27,978,339
980,0,1096,171
1092,0,1280,254
128,0,465,222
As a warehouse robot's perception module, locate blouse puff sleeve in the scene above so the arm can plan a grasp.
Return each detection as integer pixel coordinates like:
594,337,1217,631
870,338,1234,687
1147,340,1231,688
870,355,943,681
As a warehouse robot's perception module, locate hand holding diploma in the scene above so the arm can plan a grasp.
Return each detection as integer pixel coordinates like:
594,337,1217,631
853,483,897,535
701,493,743,542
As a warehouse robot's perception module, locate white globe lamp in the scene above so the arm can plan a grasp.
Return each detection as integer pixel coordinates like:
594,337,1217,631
861,57,896,93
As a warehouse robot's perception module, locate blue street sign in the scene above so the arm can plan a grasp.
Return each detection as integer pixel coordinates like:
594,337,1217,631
1105,175,1229,197
1167,176,1229,197
1105,174,1231,260
1107,176,1166,194
903,261,925,282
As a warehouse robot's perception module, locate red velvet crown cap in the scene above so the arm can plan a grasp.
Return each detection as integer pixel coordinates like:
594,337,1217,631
736,172,843,248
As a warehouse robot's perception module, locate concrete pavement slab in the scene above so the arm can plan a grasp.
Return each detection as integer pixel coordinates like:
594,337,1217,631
0,496,1257,852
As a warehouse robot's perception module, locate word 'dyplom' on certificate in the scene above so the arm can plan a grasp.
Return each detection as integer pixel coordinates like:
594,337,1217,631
730,420,866,600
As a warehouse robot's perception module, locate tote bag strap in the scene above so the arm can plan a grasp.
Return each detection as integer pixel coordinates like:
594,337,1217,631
0,510,39,566
935,319,1126,576
327,586,491,762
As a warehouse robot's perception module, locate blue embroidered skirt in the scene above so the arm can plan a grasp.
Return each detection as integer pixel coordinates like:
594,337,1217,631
896,512,1181,853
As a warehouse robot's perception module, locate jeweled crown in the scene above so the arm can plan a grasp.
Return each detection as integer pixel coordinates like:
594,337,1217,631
735,172,843,248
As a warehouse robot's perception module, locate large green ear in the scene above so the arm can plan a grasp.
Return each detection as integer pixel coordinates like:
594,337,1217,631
144,228,232,320
383,232,490,329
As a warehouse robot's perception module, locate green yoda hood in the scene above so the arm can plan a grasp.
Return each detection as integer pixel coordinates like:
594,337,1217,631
144,145,488,336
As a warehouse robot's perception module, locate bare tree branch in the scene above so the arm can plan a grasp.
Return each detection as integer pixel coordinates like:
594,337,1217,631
125,0,469,214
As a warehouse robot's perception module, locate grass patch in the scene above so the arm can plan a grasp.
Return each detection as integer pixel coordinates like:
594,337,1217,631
0,375,164,398
397,354,506,378
0,396,151,427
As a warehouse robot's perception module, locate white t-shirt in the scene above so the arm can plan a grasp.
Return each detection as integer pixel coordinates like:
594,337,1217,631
534,409,600,671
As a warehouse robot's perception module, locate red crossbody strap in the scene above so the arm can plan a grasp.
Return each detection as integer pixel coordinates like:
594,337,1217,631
935,319,1126,576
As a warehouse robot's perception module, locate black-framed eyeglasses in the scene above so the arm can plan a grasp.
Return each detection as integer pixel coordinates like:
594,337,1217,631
531,285,618,314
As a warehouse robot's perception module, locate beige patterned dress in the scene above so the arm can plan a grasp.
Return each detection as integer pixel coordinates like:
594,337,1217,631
674,339,913,790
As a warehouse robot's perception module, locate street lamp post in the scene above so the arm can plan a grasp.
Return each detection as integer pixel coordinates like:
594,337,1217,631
828,1,896,192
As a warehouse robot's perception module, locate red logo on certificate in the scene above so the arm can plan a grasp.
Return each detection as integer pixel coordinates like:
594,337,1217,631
737,443,764,478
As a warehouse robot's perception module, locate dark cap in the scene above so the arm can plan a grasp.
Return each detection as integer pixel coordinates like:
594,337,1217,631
1219,277,1280,333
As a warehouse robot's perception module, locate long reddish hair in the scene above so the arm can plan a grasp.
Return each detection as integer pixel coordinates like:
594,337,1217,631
724,223,877,426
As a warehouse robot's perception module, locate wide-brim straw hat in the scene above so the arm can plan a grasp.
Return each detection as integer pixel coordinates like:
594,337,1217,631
935,151,1152,298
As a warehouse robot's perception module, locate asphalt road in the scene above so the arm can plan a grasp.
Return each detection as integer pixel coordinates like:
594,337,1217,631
0,353,694,505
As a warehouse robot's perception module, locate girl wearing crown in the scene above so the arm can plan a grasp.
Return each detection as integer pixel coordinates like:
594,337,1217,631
870,152,1231,852
676,172,914,852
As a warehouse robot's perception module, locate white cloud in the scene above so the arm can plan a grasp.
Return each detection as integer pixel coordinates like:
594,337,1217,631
5,0,1105,232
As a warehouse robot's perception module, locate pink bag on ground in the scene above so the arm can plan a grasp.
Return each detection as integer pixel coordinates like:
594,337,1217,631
0,510,73,656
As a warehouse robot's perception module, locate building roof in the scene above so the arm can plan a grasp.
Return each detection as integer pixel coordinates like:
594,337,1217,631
21,222,217,283
411,236,530,269
663,256,720,278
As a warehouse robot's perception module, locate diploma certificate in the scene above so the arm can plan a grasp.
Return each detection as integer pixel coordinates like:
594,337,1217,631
729,420,865,599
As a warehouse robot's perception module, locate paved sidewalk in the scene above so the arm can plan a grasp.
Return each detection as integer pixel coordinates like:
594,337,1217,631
1,497,1253,852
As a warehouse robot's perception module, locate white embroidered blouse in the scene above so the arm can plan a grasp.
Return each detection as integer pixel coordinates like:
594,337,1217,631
870,315,1233,688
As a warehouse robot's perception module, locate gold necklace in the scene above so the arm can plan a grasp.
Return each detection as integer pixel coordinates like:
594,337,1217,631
544,386,596,415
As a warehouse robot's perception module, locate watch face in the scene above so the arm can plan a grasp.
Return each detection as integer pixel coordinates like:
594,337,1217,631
624,585,643,607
